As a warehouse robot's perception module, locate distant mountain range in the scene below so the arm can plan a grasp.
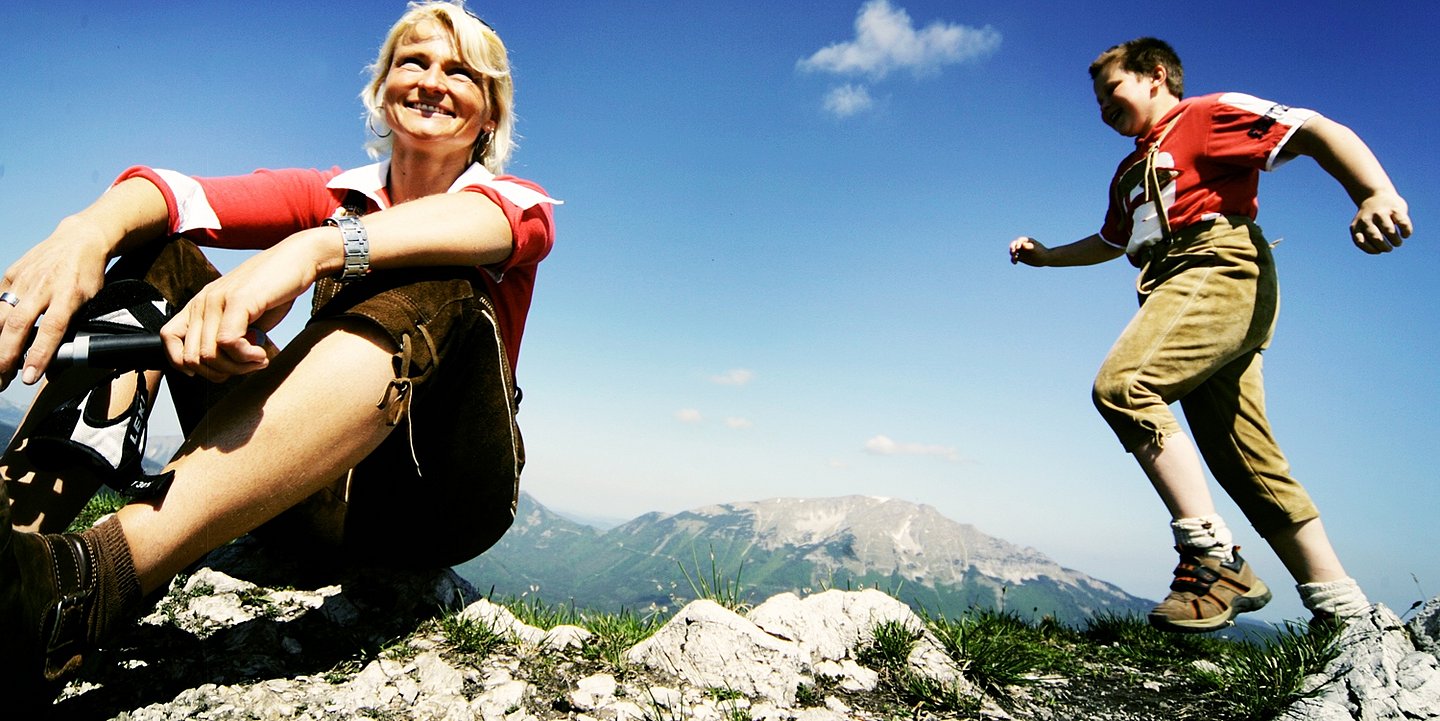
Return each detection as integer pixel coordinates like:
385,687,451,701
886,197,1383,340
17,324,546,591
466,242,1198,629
456,493,1155,624
2,396,1153,624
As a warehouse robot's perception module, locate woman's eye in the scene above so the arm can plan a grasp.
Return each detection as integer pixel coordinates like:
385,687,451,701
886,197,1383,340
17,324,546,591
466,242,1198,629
448,69,476,83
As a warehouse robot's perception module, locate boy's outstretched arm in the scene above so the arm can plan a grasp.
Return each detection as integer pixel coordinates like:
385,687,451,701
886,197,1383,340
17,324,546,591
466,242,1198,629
1281,117,1414,254
1010,233,1125,267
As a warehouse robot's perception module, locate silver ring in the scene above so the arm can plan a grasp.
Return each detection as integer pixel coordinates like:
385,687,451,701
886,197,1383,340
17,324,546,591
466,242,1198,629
0,292,18,307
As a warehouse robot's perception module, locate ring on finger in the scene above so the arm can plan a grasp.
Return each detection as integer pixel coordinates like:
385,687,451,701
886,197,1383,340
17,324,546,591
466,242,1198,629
0,291,18,307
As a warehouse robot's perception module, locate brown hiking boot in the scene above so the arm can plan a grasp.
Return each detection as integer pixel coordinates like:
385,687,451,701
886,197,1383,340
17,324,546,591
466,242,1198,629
1,482,135,710
1148,546,1271,633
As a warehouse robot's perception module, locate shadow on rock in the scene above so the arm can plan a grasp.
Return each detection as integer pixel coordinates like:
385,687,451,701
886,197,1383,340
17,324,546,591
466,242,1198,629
50,535,478,719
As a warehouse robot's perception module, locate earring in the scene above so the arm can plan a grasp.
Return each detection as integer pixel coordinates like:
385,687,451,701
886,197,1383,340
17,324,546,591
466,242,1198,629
367,114,392,139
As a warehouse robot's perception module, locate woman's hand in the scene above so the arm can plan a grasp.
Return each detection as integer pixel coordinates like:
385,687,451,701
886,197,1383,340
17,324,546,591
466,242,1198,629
161,230,327,382
0,215,113,389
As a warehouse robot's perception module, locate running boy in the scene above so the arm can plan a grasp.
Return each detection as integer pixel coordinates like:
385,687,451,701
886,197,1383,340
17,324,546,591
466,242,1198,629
1009,37,1413,632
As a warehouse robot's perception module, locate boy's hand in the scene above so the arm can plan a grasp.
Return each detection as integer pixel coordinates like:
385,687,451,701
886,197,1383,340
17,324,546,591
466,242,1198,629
1009,236,1049,266
1351,191,1413,254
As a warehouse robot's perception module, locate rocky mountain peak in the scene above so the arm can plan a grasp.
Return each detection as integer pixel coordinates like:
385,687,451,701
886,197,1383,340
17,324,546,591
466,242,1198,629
650,495,1082,589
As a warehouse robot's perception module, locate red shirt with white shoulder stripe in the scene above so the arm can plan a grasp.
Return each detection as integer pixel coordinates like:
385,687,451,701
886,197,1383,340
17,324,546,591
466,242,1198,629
1098,92,1318,255
115,162,558,371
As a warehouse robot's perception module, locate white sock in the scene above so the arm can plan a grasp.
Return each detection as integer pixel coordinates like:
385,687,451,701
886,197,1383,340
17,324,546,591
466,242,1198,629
1298,577,1370,618
1171,515,1234,562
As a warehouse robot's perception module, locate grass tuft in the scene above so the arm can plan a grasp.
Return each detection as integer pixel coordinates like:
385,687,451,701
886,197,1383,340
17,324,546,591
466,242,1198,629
1194,620,1344,720
926,608,1075,695
435,610,507,660
677,544,750,612
580,607,663,667
65,488,127,533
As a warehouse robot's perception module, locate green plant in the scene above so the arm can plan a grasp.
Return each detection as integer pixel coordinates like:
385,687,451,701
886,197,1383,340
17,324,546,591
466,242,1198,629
926,608,1073,694
705,686,743,702
65,488,127,534
436,610,507,660
236,586,279,618
1195,620,1343,721
677,544,750,612
904,670,983,715
581,607,662,667
499,594,581,630
793,682,823,708
1081,610,1226,667
856,618,923,671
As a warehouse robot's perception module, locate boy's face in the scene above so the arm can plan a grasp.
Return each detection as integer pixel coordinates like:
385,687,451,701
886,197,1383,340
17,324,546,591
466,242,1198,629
1093,63,1165,138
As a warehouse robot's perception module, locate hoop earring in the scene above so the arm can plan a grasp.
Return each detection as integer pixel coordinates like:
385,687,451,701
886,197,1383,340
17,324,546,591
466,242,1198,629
367,114,392,139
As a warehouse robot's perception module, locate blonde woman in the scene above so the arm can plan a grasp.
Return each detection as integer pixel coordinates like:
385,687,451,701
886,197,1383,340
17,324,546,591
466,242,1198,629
0,2,557,706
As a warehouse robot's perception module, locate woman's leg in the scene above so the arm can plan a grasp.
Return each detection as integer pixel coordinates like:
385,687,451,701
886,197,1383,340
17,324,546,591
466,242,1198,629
117,318,400,594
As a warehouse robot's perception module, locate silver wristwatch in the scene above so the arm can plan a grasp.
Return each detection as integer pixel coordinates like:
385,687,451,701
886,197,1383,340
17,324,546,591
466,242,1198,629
324,215,370,282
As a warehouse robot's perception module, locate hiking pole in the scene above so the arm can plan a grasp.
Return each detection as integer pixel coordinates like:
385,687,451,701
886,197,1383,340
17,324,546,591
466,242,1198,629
51,333,167,370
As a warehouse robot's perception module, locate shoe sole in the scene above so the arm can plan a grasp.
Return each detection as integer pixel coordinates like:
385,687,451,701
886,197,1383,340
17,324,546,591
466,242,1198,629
1148,578,1272,634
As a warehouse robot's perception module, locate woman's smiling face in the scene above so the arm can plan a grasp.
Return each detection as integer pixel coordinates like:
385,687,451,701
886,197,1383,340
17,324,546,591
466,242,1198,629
381,19,493,159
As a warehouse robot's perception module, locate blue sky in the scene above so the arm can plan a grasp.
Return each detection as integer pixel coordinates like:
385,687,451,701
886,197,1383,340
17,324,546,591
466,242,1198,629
3,1,1437,624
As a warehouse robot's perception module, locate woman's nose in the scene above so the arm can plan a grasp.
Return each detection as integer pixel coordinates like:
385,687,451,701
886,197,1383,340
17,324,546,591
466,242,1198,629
418,65,447,92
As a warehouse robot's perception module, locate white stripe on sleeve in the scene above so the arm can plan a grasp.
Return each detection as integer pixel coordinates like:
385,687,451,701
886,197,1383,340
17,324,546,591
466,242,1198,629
154,168,222,233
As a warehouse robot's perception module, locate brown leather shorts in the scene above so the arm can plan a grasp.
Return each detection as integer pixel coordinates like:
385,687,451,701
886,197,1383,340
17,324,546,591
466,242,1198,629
120,239,523,567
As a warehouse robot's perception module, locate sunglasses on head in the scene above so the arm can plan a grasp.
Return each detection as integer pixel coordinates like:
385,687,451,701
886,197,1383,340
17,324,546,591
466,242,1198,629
462,7,496,33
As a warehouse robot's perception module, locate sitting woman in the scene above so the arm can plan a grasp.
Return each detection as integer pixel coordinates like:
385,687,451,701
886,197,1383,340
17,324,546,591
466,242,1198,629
0,0,557,706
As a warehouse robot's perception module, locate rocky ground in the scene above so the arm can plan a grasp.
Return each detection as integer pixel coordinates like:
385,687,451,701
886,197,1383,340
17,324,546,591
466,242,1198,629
42,536,1440,720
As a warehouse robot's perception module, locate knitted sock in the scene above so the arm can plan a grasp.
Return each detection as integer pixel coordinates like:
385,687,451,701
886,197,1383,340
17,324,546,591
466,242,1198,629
1298,577,1370,619
79,515,143,642
1171,515,1234,562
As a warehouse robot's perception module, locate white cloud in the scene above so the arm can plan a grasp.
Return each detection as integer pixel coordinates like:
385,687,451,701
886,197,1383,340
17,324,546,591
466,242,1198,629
863,434,961,462
675,408,704,424
724,417,753,430
708,368,756,386
799,0,1001,80
822,84,874,118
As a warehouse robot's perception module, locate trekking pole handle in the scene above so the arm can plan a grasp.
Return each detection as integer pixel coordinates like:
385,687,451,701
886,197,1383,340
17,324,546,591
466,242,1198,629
51,334,167,370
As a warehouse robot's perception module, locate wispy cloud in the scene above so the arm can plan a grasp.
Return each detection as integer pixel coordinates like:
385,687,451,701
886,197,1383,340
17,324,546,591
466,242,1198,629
708,368,756,386
675,408,704,424
799,0,1000,118
823,84,875,118
863,434,962,462
724,417,754,430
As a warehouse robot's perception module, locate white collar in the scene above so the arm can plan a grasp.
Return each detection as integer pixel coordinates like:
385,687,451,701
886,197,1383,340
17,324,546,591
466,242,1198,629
326,161,559,210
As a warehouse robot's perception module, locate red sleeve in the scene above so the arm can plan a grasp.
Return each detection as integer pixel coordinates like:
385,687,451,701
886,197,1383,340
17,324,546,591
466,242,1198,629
115,166,347,249
1202,94,1316,171
463,177,556,275
188,168,348,249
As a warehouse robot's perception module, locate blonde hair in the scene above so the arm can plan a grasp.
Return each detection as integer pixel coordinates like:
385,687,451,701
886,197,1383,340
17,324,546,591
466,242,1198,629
362,1,516,173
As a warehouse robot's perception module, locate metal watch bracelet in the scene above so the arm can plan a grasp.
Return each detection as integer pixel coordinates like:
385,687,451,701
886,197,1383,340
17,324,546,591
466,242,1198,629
324,215,370,282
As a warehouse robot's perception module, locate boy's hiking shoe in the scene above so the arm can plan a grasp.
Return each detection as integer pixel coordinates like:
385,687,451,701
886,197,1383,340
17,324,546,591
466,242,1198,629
1148,545,1271,633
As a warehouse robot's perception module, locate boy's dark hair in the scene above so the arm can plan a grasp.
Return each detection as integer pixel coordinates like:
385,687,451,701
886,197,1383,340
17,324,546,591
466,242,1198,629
1089,37,1185,99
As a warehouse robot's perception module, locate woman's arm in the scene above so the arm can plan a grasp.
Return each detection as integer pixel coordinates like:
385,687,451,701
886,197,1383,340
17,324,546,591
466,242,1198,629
1281,116,1413,254
161,192,514,382
0,178,171,387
